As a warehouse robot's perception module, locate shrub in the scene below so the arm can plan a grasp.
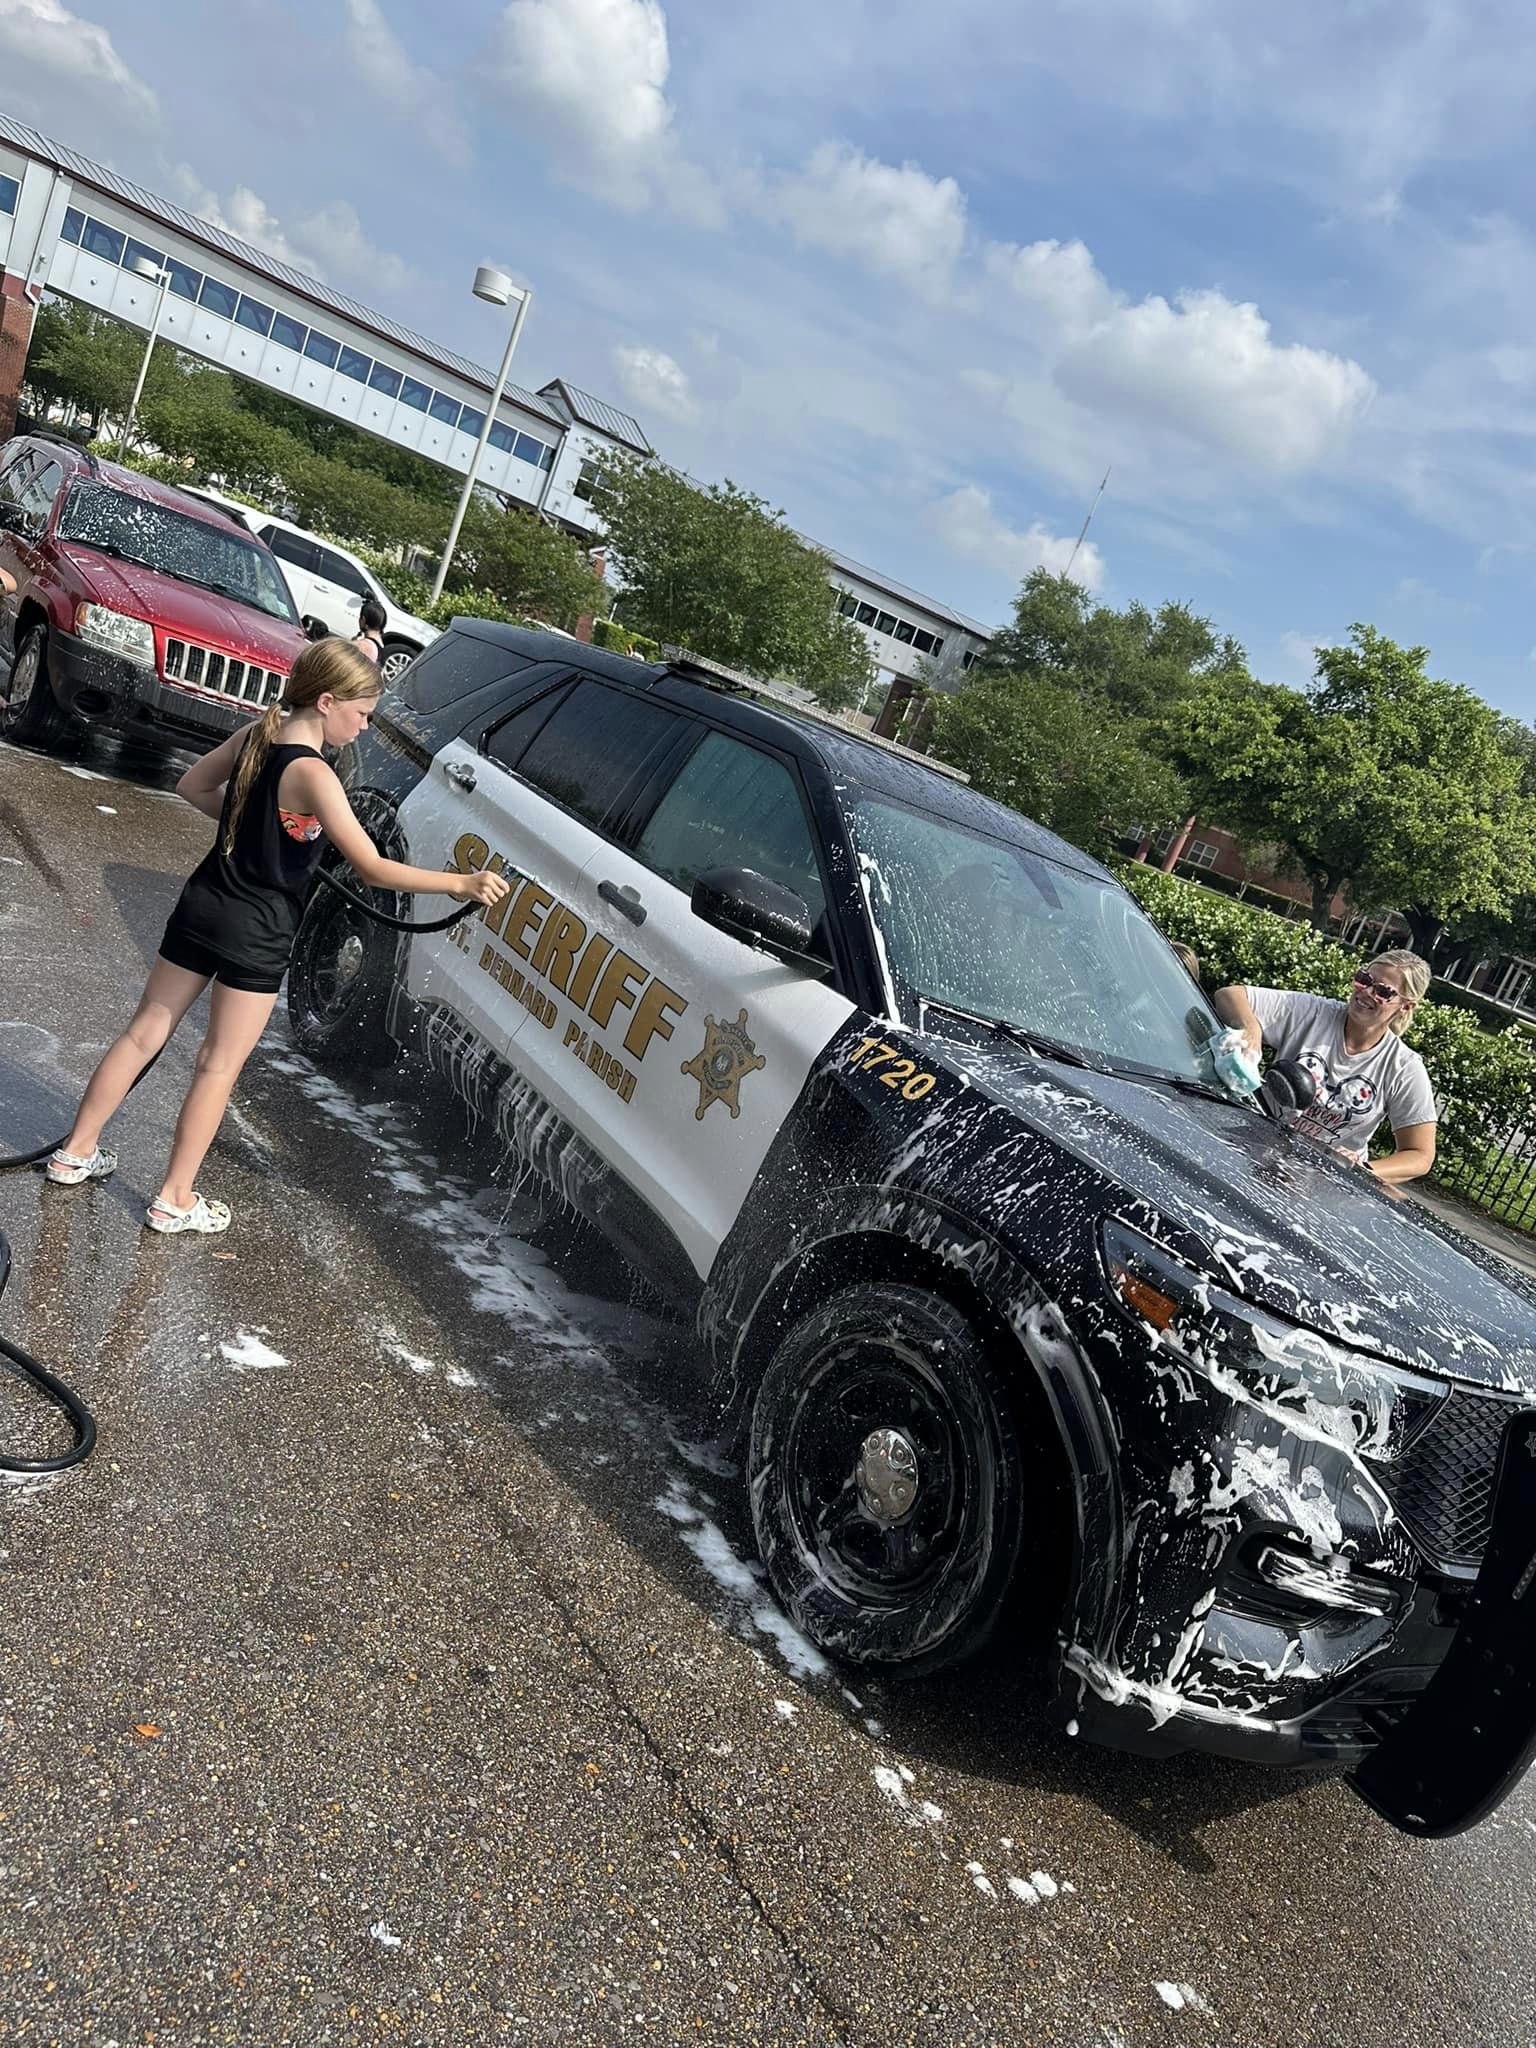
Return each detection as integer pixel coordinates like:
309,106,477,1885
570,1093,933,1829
592,617,661,660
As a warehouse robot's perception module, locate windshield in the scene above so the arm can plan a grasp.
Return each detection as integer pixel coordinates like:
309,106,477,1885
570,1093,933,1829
850,794,1225,1084
57,482,299,624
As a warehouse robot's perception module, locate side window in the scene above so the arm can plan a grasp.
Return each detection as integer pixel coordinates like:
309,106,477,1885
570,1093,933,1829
316,545,371,598
0,450,35,501
510,681,681,832
263,529,319,574
17,460,62,521
634,730,828,929
484,683,573,772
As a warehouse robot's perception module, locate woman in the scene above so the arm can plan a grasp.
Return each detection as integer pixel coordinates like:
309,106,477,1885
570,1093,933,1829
352,596,388,663
45,639,508,1234
1212,950,1437,1183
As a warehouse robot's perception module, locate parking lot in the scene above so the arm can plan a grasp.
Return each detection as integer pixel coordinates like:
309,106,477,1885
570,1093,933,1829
2,733,1534,2048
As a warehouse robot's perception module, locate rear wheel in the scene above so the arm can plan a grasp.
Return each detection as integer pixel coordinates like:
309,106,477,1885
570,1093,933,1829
287,869,397,1065
378,641,418,687
2,627,73,749
749,1282,1032,1677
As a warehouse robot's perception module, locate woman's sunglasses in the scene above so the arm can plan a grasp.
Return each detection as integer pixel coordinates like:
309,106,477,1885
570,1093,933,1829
1352,971,1402,1003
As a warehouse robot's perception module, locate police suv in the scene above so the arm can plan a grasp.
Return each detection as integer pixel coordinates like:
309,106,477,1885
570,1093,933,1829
291,620,1536,1834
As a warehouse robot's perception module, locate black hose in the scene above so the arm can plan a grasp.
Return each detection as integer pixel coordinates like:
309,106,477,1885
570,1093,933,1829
314,868,485,934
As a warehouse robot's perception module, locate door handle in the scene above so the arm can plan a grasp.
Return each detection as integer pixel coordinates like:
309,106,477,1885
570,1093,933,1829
598,879,646,926
444,761,477,792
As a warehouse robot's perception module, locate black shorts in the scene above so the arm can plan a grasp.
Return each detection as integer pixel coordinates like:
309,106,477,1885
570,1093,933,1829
158,925,286,996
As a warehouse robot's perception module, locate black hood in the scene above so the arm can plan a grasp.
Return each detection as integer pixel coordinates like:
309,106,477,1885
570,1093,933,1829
945,1035,1536,1396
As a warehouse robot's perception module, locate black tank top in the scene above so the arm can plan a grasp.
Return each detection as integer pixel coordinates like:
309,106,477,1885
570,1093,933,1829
167,739,327,976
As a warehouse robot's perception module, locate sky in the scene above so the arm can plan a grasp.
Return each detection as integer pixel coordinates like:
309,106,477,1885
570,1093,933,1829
5,0,1536,710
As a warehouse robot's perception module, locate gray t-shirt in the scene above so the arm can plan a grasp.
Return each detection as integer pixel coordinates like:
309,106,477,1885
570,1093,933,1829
1245,987,1437,1156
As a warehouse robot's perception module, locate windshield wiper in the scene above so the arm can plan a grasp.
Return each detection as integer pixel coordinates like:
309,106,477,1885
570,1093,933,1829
917,996,1102,1072
61,537,157,570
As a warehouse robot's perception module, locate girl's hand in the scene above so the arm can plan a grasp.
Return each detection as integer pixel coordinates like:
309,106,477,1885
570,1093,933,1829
453,868,512,907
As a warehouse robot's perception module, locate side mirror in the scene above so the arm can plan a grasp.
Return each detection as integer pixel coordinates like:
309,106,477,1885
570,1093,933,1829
691,866,824,972
301,615,332,642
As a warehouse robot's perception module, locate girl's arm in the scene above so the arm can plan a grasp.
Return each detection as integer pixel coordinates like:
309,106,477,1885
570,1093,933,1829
297,758,510,904
1211,984,1263,1062
175,723,253,822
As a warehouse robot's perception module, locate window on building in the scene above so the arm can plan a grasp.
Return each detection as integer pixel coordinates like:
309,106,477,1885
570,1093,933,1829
60,206,84,244
235,295,274,337
855,602,878,626
303,331,340,368
836,593,857,617
1184,839,1220,871
271,312,307,352
368,363,403,399
514,431,551,468
873,611,897,635
337,345,372,383
81,218,126,265
198,276,240,320
894,620,916,645
456,406,485,438
511,682,681,832
488,422,516,454
399,377,431,412
430,392,463,427
572,461,606,504
961,650,977,670
911,630,937,656
0,175,16,217
166,258,202,303
124,239,166,278
930,637,945,657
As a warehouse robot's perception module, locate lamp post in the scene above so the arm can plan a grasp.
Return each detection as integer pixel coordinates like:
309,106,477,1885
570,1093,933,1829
121,253,171,455
429,265,533,608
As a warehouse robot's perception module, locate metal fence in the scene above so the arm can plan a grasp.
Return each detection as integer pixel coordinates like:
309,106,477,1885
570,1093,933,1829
1437,1121,1536,1234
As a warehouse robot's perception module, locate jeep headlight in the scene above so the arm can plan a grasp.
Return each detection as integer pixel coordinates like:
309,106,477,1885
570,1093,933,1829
75,604,155,665
1099,1218,1446,1461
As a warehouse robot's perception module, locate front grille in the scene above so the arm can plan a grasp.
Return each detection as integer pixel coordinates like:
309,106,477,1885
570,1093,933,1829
1389,1389,1532,1567
163,638,284,706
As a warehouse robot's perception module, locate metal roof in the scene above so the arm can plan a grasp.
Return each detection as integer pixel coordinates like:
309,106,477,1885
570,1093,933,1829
807,538,996,640
539,379,650,454
0,111,563,428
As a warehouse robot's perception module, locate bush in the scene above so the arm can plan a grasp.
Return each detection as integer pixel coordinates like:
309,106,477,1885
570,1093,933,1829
591,617,661,660
1116,861,1536,1172
352,546,434,619
422,588,543,633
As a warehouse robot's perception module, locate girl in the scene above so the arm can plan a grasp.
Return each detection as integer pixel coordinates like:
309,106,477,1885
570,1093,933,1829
46,638,509,1234
352,596,388,663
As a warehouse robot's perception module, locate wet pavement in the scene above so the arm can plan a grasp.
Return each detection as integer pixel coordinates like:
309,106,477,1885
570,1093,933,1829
1,733,1533,2048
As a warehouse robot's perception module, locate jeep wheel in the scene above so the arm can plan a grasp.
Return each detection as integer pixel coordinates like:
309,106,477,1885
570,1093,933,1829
287,870,397,1066
2,628,73,750
749,1282,1027,1677
378,642,417,687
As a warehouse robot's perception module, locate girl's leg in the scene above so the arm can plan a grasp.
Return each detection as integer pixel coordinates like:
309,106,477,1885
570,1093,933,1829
62,957,212,1158
156,983,278,1211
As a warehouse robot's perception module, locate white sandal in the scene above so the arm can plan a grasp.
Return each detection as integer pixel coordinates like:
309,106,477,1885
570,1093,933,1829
46,1146,117,1186
145,1194,231,1235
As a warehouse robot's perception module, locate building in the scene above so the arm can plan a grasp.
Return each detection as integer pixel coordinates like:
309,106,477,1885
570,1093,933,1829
818,545,993,700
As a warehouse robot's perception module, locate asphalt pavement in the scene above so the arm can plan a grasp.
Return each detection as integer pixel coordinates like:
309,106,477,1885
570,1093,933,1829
1,733,1533,2048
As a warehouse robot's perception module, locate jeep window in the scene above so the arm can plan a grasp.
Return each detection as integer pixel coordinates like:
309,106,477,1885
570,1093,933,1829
635,731,828,932
850,795,1222,1082
57,483,300,625
509,682,681,832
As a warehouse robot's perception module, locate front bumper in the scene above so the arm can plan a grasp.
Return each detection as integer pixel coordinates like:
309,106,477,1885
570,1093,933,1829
48,631,256,746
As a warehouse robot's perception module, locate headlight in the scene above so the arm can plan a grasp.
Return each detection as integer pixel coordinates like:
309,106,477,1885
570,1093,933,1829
1099,1218,1446,1461
75,604,155,665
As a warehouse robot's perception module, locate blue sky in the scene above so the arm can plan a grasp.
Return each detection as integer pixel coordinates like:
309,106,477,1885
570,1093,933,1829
7,0,1536,711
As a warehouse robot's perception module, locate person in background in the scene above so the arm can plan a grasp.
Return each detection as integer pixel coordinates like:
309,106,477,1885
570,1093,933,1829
352,597,387,664
1212,951,1437,1183
1170,941,1200,981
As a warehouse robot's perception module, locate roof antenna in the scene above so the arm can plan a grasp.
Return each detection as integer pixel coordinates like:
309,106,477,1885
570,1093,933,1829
1064,466,1110,581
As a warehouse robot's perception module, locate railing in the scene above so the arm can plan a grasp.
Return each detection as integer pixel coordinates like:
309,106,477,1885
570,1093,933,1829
1436,1123,1536,1234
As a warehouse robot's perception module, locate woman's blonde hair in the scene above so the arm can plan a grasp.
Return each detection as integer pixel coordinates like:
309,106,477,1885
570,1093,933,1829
1366,948,1432,1035
222,638,380,853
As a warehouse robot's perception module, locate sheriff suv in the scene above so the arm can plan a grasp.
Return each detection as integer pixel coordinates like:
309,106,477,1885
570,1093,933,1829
0,435,307,751
287,619,1536,1836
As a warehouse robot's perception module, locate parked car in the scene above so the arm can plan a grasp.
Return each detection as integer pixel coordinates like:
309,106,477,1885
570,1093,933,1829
286,620,1536,1834
178,488,437,685
0,436,308,750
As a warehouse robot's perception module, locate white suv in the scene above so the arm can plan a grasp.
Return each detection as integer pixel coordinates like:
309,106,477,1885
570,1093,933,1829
180,489,437,685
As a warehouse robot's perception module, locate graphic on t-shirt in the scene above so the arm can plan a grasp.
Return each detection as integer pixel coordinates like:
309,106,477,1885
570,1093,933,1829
280,808,322,844
1292,1049,1377,1142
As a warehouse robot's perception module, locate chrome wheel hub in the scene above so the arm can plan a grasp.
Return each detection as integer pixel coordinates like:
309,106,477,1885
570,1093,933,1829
855,1427,920,1525
334,933,365,987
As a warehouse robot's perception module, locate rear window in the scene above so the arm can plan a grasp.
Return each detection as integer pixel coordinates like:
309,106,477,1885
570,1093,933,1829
398,632,529,716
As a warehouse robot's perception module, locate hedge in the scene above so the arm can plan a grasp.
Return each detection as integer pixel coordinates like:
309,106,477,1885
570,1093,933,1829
591,617,662,661
1117,860,1536,1175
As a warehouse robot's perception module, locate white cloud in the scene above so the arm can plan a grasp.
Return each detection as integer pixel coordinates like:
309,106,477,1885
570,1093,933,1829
487,0,717,219
173,172,414,293
343,0,470,166
772,143,967,297
930,484,1105,592
988,236,1375,474
1277,630,1335,683
612,344,693,425
0,0,157,121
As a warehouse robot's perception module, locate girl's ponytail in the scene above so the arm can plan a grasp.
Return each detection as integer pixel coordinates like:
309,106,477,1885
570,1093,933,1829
221,698,285,855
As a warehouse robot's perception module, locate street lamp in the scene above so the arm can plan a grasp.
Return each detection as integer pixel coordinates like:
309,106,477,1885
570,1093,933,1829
121,253,171,456
429,264,533,608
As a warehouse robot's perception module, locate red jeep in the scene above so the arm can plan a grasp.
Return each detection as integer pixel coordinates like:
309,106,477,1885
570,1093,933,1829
0,435,308,751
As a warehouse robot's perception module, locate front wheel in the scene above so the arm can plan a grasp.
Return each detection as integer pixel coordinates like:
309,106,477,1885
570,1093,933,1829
2,627,74,749
749,1282,1029,1677
287,868,398,1066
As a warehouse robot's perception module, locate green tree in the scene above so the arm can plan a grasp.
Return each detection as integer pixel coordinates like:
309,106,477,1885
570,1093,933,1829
588,453,874,709
22,300,177,435
451,498,600,630
932,667,1188,857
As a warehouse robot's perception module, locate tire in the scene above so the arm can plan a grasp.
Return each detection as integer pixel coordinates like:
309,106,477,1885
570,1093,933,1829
378,641,418,687
749,1281,1029,1678
2,627,74,750
286,865,397,1066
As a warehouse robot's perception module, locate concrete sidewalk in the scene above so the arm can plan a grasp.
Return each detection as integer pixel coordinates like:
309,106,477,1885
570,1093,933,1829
1408,1179,1536,1286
